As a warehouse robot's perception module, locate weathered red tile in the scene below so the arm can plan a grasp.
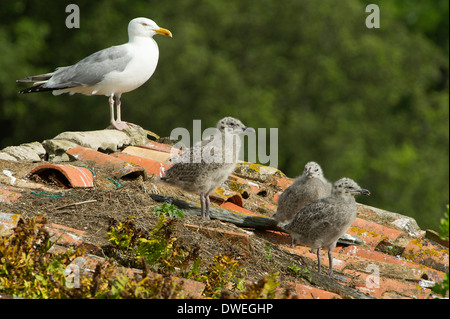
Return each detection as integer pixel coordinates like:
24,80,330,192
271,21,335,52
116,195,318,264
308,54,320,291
288,282,341,299
336,245,445,282
268,176,294,191
220,201,260,217
272,191,281,204
402,237,449,273
45,223,87,246
111,152,172,177
259,229,292,246
122,146,171,163
210,185,244,207
254,201,277,213
29,164,94,188
0,212,22,237
346,217,404,250
283,245,348,273
352,217,403,242
346,225,384,248
425,229,449,248
66,253,205,298
139,141,179,154
0,187,22,203
184,223,250,247
224,176,253,197
342,269,430,299
66,146,146,180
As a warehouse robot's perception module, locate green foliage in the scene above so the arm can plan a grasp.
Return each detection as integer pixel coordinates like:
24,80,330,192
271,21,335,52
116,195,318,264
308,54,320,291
238,272,281,299
439,205,449,240
105,215,252,298
152,203,185,219
107,214,198,274
432,273,449,298
263,245,272,262
195,253,246,298
288,262,312,282
0,215,83,298
135,215,192,273
89,265,184,299
1,214,285,299
107,215,138,250
431,205,449,298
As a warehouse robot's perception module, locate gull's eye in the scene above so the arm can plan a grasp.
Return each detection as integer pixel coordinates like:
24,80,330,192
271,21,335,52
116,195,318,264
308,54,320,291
141,23,148,26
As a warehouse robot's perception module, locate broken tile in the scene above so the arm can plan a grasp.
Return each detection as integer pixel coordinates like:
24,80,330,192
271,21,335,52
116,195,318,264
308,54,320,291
66,147,146,180
139,141,179,154
122,146,171,163
289,282,341,299
184,223,250,247
30,164,94,188
233,162,286,183
111,152,171,177
402,237,449,273
0,187,22,203
220,201,260,217
0,212,22,237
46,223,87,246
210,184,244,207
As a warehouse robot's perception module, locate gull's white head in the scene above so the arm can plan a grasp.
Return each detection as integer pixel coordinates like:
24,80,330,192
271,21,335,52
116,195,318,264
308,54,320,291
128,17,172,40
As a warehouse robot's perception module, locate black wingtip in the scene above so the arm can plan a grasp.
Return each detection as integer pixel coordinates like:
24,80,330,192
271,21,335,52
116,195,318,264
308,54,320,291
18,84,54,94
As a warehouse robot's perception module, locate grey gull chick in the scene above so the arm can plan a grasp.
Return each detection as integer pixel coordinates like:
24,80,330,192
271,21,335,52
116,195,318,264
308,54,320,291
161,117,255,220
17,17,172,130
282,177,370,277
273,161,332,247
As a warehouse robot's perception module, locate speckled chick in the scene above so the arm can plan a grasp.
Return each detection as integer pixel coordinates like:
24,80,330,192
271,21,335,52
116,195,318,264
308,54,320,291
273,162,332,247
282,177,370,277
161,117,255,220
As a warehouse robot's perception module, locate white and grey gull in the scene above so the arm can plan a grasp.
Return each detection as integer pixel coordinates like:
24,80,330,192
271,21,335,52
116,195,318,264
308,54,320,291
161,117,255,220
282,177,370,277
17,17,172,130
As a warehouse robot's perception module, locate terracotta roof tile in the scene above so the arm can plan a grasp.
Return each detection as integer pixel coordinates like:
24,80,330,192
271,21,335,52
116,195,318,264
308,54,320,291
29,164,94,188
288,282,341,299
0,212,22,236
184,223,251,247
66,146,146,179
0,187,22,204
111,151,171,177
121,145,172,163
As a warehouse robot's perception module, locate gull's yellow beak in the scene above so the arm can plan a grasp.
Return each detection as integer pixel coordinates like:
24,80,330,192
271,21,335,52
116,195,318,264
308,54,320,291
155,27,172,37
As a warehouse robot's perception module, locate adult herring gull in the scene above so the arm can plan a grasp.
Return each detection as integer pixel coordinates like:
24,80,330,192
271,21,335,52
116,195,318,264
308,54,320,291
17,17,172,130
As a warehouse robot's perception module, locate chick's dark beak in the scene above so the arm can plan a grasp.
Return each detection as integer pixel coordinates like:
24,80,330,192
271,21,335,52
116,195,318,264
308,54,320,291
359,188,370,196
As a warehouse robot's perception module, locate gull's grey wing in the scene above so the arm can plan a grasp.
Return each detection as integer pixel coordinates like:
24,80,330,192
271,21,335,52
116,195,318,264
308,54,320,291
44,45,132,89
16,72,54,83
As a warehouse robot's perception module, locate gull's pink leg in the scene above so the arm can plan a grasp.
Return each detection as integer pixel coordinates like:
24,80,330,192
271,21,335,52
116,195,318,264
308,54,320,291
109,94,115,125
114,93,138,129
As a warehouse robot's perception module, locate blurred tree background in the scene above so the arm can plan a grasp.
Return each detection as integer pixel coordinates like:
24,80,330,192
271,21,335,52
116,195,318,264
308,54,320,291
0,0,448,230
